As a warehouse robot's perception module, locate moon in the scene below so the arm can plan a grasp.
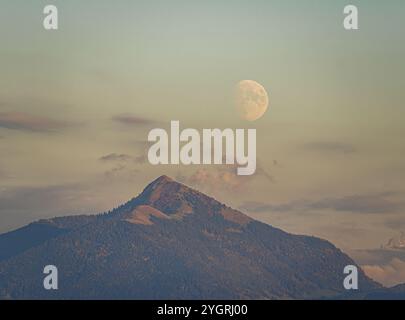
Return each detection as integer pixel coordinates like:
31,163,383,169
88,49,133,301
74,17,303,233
235,80,269,121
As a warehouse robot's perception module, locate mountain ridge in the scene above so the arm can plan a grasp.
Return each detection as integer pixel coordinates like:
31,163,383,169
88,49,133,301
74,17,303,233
0,175,383,299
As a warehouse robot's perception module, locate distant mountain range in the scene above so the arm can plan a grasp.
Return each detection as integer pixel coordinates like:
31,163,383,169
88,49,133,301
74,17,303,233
0,175,401,299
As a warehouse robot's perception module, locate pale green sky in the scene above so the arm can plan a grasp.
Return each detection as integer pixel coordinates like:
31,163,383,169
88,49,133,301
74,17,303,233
0,1,405,283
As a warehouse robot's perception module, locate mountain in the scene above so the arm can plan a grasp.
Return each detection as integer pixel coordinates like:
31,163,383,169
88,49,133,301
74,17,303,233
363,283,405,300
0,175,380,299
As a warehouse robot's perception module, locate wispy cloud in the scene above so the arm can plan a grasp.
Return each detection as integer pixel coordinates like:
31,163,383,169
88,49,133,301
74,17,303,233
363,258,405,287
112,113,160,127
0,183,119,233
240,192,403,214
99,153,133,162
383,232,405,250
99,153,147,164
310,192,402,214
303,141,357,154
239,200,306,213
177,162,274,194
99,152,146,181
0,112,71,133
0,184,92,212
178,167,245,192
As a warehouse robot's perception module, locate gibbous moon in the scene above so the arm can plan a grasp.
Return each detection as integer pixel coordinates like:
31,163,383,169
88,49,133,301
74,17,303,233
235,80,269,121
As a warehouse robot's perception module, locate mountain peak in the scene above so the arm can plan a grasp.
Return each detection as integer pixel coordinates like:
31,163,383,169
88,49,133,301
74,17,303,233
137,175,189,213
151,175,174,185
135,174,223,216
135,175,252,225
141,175,177,198
138,175,176,198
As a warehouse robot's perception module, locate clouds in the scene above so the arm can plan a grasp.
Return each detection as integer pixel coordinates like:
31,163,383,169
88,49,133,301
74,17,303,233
177,162,274,195
0,185,84,211
239,200,306,213
112,113,160,127
0,180,141,234
363,258,405,287
98,152,147,180
303,141,357,154
99,153,133,162
240,191,404,214
383,232,405,250
0,184,94,233
344,233,405,287
310,192,403,214
99,152,147,165
0,112,70,133
178,167,244,193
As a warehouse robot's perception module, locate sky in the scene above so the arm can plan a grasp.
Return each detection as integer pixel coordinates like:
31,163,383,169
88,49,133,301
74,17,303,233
0,0,404,286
